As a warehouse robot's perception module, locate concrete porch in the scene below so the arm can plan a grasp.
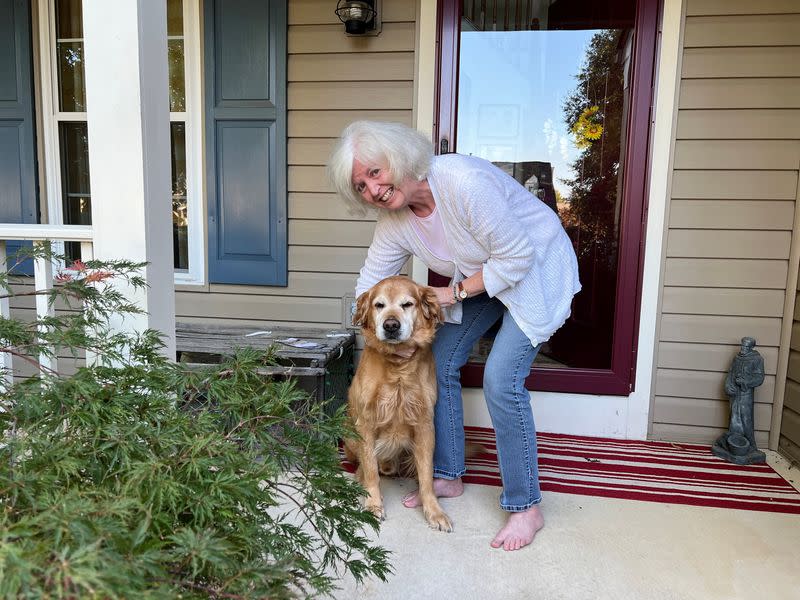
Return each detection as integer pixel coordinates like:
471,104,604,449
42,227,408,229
335,450,800,600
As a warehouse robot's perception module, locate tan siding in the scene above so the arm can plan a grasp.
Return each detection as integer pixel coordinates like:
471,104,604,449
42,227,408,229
658,342,779,375
289,193,376,221
288,22,416,54
654,0,800,445
673,140,800,171
289,0,415,24
684,15,800,47
668,200,794,230
651,423,769,447
682,47,800,79
666,230,791,259
671,170,798,200
289,52,414,81
289,109,411,137
290,220,377,247
661,287,785,317
782,255,800,462
177,0,416,331
663,258,788,289
653,396,773,430
288,81,413,110
288,246,368,272
679,78,800,110
780,410,800,463
655,369,775,404
676,109,800,139
660,315,782,346
288,139,335,165
687,0,800,15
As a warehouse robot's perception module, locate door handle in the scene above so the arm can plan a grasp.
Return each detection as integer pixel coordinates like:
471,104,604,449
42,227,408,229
439,137,449,154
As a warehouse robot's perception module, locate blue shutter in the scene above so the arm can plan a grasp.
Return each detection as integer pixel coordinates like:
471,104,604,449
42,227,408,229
0,0,37,275
204,0,287,285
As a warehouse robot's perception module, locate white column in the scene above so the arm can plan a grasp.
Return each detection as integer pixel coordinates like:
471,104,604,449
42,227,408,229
82,0,176,359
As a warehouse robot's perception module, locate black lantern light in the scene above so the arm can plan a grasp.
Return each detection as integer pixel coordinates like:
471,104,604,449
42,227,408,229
335,0,381,36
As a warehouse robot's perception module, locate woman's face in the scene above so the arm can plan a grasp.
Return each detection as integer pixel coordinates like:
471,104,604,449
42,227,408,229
351,159,409,211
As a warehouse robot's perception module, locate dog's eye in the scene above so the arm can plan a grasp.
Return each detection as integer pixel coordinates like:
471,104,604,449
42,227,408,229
374,302,385,309
401,302,414,309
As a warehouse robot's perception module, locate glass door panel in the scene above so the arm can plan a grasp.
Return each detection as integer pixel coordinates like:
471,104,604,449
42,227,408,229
436,0,658,393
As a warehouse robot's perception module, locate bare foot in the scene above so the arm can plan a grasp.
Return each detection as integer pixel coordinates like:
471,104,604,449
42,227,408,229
402,477,464,508
490,505,544,551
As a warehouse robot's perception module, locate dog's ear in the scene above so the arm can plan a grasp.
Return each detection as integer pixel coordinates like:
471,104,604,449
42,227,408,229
353,290,372,328
419,285,443,324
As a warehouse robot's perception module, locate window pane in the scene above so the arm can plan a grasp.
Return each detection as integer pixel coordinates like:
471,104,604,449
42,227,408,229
168,39,186,112
167,0,184,36
56,0,85,112
56,0,82,39
457,0,636,370
59,121,91,259
171,122,188,270
57,40,85,112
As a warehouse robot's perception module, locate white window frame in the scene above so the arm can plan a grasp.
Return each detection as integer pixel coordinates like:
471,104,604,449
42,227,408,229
36,0,205,285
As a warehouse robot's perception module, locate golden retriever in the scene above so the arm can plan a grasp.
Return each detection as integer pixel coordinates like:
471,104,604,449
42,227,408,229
344,276,452,532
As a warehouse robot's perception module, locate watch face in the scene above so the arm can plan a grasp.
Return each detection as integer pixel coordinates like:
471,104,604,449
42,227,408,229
458,288,468,299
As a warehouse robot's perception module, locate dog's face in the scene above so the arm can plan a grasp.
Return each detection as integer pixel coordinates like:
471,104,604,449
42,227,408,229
354,276,441,346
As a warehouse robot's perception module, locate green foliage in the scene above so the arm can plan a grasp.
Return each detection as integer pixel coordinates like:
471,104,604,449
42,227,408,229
0,245,390,598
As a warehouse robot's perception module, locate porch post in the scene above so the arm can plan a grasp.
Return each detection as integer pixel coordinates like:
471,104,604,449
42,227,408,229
82,0,176,358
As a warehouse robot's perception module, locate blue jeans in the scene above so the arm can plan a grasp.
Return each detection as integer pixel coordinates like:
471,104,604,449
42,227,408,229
432,293,542,511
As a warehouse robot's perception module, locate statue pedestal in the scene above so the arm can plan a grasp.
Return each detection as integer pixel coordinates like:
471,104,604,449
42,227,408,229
711,433,766,466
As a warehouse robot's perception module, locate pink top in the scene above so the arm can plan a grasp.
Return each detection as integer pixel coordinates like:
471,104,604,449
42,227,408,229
409,205,453,271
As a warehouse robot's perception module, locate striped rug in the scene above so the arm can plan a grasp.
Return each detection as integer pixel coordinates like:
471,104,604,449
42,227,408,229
462,427,800,514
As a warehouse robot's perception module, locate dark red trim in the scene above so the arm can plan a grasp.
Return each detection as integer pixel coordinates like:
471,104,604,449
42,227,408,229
433,0,661,396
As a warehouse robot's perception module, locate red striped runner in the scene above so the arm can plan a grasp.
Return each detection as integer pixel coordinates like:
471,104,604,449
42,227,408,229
463,426,800,514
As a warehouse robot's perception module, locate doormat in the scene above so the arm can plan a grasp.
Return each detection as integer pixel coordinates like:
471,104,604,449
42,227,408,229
459,427,800,514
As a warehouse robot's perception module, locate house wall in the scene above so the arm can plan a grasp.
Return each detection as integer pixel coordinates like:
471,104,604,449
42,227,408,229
781,268,800,463
174,0,416,330
650,0,800,445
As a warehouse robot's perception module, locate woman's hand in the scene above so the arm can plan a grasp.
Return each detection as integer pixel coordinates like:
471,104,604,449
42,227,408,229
434,286,457,307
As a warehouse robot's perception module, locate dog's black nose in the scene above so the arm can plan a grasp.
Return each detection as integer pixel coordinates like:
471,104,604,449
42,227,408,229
383,318,401,335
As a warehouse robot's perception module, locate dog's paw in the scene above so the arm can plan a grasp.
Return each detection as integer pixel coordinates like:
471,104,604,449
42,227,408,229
366,502,386,521
424,509,453,533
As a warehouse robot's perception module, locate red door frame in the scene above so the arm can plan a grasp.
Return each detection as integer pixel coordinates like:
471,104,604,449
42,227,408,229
432,0,661,396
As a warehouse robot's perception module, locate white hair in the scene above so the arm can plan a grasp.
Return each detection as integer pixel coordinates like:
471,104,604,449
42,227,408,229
327,121,434,215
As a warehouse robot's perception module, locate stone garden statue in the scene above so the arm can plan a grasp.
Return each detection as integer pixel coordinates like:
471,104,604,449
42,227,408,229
712,337,766,465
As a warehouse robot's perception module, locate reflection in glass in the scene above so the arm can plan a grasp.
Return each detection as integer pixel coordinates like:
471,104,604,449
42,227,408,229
167,0,184,36
56,0,82,39
57,41,85,112
56,0,85,112
59,122,91,259
171,123,188,271
168,39,186,112
456,0,635,370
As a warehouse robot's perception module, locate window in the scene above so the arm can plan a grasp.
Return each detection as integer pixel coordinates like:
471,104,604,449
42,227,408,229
435,0,659,394
37,0,203,282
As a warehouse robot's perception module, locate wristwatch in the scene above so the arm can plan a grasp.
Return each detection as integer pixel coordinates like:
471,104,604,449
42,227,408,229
453,281,468,302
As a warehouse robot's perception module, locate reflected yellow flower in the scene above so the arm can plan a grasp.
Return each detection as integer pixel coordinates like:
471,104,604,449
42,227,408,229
584,124,603,140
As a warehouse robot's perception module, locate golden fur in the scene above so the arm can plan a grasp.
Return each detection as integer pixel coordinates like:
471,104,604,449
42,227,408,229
344,276,452,531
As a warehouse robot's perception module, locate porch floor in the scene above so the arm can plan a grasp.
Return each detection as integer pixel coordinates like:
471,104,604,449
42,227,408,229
334,450,800,600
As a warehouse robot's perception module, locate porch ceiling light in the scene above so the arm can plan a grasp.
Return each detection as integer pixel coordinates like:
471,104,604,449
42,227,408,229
335,0,381,36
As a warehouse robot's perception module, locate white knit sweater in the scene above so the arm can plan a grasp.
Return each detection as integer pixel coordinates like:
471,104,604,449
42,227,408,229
355,154,581,345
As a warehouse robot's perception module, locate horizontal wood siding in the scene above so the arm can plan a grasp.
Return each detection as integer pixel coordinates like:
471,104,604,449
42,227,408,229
781,263,800,464
652,0,800,445
175,0,416,329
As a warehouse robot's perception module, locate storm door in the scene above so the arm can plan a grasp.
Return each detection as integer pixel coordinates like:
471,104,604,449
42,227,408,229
434,0,659,394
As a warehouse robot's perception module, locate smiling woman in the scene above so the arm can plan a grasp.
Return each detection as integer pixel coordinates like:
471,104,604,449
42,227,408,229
328,119,580,551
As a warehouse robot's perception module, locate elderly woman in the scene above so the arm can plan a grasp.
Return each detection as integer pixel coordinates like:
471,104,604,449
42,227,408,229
328,120,580,551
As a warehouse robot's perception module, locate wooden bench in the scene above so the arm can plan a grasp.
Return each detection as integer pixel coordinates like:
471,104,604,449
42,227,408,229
175,322,355,414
